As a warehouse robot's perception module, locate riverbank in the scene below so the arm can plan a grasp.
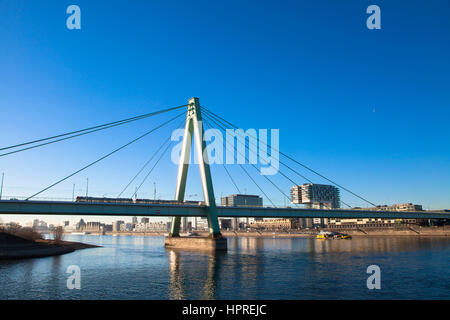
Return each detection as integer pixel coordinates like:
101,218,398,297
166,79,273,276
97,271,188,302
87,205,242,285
78,226,449,238
79,231,316,238
328,226,450,237
0,232,100,260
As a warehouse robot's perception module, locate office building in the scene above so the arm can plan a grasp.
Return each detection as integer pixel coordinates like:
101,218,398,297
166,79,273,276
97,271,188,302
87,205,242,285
113,220,124,232
85,222,102,232
134,221,170,232
219,218,232,230
76,218,86,231
221,194,263,207
327,203,424,229
195,218,209,231
291,184,340,208
291,184,340,228
221,194,263,230
250,218,299,230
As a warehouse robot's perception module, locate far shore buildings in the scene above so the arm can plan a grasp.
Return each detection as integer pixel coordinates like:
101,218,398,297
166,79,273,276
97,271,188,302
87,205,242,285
250,218,299,230
64,196,431,233
327,203,424,229
221,194,264,230
290,184,427,229
112,220,124,232
71,219,112,233
69,217,170,233
134,221,169,232
32,219,49,232
248,202,427,231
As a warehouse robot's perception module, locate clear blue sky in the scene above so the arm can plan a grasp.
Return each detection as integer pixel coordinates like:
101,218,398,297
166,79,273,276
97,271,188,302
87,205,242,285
0,0,449,224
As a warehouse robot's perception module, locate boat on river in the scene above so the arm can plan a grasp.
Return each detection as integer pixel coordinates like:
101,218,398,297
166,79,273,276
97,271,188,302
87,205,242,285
316,231,351,240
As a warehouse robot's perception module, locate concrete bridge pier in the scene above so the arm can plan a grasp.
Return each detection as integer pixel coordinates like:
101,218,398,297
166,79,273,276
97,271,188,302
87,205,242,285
165,236,227,251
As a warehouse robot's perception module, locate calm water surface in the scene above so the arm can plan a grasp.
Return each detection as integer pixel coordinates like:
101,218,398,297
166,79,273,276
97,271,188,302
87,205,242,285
0,235,449,299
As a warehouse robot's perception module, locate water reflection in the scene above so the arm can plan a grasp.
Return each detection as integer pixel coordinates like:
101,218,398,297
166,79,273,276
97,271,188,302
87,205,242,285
48,255,62,299
168,249,226,300
166,238,269,300
168,250,184,299
165,236,450,300
1,235,449,299
305,236,450,254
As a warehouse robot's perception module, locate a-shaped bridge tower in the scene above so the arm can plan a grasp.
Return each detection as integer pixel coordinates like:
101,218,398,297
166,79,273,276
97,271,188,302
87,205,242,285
167,97,225,249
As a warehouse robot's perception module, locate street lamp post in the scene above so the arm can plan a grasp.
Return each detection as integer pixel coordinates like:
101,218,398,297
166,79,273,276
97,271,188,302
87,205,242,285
0,173,4,200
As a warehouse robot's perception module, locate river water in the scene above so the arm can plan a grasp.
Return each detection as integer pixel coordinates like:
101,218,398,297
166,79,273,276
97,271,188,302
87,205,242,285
0,235,449,299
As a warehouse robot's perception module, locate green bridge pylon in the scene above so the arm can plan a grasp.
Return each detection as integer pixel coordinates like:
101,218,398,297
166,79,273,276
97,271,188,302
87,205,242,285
169,97,222,239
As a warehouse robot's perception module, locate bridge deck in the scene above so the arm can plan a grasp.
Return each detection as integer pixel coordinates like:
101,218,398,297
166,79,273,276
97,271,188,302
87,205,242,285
0,200,448,219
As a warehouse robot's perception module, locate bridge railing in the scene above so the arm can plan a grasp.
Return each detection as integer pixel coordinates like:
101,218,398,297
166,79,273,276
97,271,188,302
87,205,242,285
0,195,75,202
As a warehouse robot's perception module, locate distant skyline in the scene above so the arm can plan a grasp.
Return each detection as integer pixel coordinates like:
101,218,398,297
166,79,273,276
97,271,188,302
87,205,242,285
1,0,450,224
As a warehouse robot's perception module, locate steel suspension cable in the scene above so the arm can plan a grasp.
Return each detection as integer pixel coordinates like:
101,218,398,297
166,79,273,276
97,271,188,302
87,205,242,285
201,106,376,207
117,118,186,198
203,109,352,208
1,116,165,158
203,109,353,209
222,165,242,194
203,114,297,207
117,137,171,198
0,104,187,154
131,139,175,199
203,117,277,207
25,111,185,200
240,165,276,207
204,112,304,186
202,121,242,194
201,107,314,184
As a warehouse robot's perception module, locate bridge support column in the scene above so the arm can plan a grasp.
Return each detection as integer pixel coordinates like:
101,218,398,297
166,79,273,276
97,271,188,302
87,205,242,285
165,236,227,251
169,97,223,241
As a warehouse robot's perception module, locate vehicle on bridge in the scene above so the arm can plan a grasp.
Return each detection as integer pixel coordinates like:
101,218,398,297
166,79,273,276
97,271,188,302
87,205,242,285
75,196,204,206
76,196,133,204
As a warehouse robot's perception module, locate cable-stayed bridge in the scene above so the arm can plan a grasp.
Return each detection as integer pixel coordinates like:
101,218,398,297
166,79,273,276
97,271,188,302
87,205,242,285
0,199,446,220
1,97,448,240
